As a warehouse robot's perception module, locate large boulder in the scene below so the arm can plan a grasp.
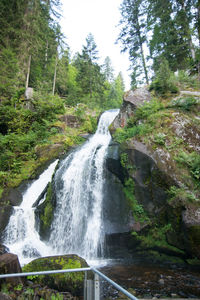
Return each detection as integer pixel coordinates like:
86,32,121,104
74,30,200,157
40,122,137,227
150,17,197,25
22,254,92,296
0,253,23,286
0,244,9,255
110,87,151,132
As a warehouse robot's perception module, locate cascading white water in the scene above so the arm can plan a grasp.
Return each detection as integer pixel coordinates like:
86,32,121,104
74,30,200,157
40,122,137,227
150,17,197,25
3,160,58,265
49,109,119,259
3,109,119,264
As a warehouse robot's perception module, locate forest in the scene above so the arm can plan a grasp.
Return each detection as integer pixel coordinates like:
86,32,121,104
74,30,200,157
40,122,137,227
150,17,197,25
0,0,125,197
0,0,199,198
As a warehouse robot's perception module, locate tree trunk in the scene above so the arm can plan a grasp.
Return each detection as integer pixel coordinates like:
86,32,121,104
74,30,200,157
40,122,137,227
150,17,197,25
52,54,58,95
136,17,149,85
25,55,31,89
45,40,49,68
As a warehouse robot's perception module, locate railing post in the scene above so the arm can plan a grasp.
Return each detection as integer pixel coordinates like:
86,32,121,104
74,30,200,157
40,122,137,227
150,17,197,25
84,271,87,300
84,270,94,300
94,273,100,300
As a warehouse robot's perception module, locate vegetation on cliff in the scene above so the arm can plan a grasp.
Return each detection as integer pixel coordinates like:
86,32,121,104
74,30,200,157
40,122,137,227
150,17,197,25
111,71,200,262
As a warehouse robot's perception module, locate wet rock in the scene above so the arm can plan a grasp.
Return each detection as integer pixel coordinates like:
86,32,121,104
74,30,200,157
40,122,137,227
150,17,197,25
3,188,23,206
0,206,13,238
0,253,23,286
22,244,41,258
0,244,9,255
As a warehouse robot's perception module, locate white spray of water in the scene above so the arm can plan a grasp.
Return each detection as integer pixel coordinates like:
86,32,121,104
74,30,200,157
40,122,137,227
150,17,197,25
3,109,119,264
4,160,58,265
49,110,119,259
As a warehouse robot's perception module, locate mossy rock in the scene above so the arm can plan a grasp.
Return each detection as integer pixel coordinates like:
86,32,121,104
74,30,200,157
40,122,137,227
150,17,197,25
23,254,92,296
35,182,55,240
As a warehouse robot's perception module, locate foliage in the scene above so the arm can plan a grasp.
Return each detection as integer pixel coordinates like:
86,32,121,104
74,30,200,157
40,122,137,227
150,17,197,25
118,0,149,84
153,133,166,145
168,186,199,207
119,98,164,134
175,151,200,181
149,58,179,95
0,48,19,98
169,96,199,111
173,71,200,90
123,178,149,223
118,0,200,81
134,98,164,120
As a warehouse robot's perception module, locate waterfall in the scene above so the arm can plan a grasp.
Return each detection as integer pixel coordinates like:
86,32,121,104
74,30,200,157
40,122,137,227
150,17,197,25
3,160,58,265
3,109,119,264
49,109,119,259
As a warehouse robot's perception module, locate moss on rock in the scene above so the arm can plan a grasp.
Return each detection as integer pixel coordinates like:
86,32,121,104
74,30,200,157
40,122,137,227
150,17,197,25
22,254,91,296
35,182,54,240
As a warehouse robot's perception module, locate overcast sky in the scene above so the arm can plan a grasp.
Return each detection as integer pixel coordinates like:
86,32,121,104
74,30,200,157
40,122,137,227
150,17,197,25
60,0,131,90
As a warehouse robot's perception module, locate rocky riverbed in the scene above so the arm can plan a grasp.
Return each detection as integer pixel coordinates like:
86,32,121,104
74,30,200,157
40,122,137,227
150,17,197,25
100,261,200,299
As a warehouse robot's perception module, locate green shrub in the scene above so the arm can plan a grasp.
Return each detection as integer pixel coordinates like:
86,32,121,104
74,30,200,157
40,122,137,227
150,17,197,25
175,151,200,180
149,58,179,95
134,98,164,120
169,96,199,111
0,48,19,98
113,123,152,144
153,133,166,145
168,186,199,206
174,70,199,89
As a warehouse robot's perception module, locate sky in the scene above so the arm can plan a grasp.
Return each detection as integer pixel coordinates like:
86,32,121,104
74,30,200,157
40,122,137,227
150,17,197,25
60,0,131,90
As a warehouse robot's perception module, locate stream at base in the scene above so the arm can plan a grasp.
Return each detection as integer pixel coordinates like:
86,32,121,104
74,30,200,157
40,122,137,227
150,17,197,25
99,260,200,299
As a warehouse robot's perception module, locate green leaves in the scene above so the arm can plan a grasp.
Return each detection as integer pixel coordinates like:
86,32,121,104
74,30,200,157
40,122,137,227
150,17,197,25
175,151,200,181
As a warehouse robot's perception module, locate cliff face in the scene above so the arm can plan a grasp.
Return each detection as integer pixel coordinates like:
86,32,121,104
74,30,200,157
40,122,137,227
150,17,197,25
109,87,200,261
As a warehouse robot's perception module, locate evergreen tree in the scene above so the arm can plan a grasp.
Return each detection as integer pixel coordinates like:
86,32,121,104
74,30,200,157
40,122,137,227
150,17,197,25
148,0,193,71
106,72,125,108
74,33,105,105
118,0,149,84
102,56,114,82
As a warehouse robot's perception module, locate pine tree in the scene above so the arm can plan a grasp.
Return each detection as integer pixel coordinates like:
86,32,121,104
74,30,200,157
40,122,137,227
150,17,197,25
148,0,192,71
102,56,114,82
118,0,149,84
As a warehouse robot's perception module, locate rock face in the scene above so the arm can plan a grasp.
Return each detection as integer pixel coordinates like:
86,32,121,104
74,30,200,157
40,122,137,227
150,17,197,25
0,206,13,239
0,253,23,286
59,114,80,128
111,87,151,131
109,87,200,261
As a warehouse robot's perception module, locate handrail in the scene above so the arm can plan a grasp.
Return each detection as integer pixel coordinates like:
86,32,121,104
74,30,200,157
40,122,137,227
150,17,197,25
0,267,91,278
0,267,138,300
92,267,138,300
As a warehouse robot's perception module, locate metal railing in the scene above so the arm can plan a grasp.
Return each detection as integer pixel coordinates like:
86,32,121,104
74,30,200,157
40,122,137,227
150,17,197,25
0,267,138,300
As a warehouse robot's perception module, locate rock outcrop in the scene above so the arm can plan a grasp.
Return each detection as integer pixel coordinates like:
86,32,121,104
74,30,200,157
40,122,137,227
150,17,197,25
109,87,200,261
23,254,91,296
110,87,151,131
0,253,23,286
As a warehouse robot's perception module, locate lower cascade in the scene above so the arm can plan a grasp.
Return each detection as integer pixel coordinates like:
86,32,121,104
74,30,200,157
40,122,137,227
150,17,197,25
3,109,120,265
